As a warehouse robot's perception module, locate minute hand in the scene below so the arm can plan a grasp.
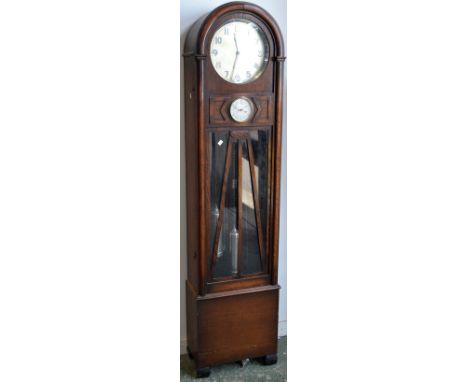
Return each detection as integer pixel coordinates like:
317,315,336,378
230,53,239,80
231,33,240,80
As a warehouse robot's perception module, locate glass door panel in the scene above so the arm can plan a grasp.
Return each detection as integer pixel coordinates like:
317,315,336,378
208,129,270,280
240,130,270,274
209,132,238,278
240,139,262,274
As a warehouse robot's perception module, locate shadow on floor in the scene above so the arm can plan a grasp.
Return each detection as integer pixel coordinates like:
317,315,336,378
180,336,287,381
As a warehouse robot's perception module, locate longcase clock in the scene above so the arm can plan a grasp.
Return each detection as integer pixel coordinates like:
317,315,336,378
183,2,285,378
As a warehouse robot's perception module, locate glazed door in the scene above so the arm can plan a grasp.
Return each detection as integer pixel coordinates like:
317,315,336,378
207,128,272,284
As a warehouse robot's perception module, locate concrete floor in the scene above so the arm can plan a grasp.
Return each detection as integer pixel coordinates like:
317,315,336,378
180,336,287,381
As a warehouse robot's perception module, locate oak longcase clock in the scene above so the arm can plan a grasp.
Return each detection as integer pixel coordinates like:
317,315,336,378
183,2,285,378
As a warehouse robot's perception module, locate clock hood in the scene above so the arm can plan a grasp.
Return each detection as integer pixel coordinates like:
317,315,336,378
183,1,284,60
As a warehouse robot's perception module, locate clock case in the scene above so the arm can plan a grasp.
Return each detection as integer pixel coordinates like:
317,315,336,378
183,2,285,377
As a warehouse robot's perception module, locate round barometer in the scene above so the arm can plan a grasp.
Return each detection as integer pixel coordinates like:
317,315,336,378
230,97,253,122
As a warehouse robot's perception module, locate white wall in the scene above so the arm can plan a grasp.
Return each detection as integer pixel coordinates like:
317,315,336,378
180,0,287,353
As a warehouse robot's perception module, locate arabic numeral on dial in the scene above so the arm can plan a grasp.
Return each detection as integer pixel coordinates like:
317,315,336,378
258,50,263,57
246,71,252,79
212,49,218,56
234,74,240,82
224,71,229,78
253,63,259,69
215,36,222,44
215,62,221,69
224,27,229,35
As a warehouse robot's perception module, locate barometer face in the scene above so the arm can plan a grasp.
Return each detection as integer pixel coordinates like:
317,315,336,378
230,97,253,122
210,19,268,84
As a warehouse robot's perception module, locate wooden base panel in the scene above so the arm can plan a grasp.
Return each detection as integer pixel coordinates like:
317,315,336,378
186,281,279,370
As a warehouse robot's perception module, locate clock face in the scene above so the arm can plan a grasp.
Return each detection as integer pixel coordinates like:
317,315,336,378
230,97,253,122
210,19,268,84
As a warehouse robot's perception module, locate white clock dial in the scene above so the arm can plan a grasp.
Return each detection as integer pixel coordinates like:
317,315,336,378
230,97,253,123
210,19,268,84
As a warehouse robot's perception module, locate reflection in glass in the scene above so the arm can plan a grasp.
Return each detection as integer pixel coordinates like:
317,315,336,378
210,133,238,278
211,206,224,258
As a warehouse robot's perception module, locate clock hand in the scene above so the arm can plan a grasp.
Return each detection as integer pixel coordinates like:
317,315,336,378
234,31,239,53
231,32,240,80
230,50,239,80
